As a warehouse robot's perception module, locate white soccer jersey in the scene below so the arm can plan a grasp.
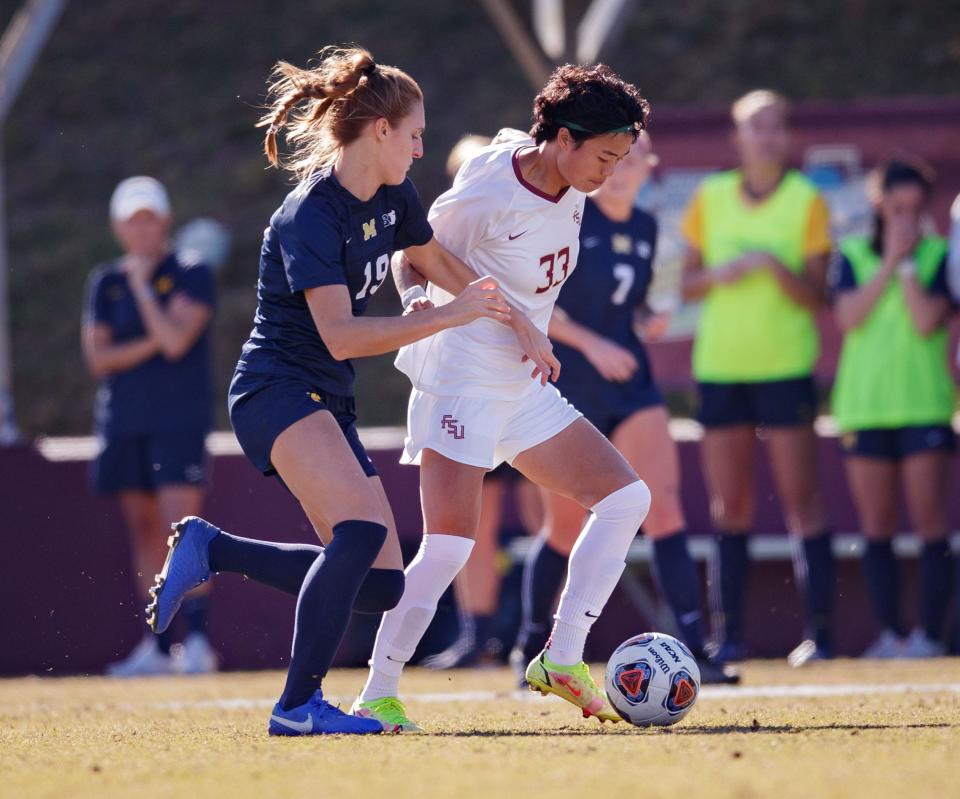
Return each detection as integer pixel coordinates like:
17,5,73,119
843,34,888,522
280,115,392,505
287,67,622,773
396,132,586,400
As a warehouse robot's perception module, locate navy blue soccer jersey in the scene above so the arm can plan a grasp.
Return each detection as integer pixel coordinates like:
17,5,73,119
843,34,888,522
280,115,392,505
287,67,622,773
85,253,216,436
553,197,659,403
236,169,433,396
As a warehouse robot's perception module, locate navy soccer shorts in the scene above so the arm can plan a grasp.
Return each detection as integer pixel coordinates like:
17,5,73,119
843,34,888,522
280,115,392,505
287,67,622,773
697,376,817,429
840,424,956,460
91,430,208,494
229,372,377,479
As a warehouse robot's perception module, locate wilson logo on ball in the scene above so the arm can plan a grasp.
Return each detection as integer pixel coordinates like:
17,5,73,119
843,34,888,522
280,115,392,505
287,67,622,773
665,670,698,713
614,661,652,705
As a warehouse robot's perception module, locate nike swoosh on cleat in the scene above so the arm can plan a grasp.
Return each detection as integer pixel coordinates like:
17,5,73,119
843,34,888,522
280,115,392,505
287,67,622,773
554,673,582,697
508,231,528,240
270,714,313,733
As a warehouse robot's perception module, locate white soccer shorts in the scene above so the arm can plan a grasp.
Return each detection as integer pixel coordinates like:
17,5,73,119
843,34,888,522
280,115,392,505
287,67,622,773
401,382,583,469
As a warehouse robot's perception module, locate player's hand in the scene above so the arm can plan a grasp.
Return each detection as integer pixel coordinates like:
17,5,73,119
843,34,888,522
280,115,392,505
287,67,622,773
583,334,638,383
120,254,155,288
639,311,671,342
884,213,920,265
403,296,434,315
514,314,561,385
713,252,768,285
441,276,510,327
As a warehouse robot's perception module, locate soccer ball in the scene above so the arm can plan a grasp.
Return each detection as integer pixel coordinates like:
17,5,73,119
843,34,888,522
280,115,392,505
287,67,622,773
604,632,700,727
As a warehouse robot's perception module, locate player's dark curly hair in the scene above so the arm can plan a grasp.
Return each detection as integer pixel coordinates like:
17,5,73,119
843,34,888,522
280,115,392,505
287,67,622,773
529,63,650,145
868,156,936,254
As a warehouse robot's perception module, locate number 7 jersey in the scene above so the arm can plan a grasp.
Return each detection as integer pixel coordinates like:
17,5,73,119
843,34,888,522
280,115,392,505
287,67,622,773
396,133,586,400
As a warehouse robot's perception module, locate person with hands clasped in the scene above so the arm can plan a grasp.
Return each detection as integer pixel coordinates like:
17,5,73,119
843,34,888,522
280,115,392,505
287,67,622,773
832,158,956,659
680,90,835,667
83,176,218,677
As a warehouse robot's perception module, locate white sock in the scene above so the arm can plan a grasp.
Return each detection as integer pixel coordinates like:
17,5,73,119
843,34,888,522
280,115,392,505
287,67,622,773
359,533,475,702
547,481,651,665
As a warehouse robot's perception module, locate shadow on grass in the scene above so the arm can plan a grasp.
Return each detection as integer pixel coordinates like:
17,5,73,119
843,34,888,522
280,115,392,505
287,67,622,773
423,722,958,737
670,722,957,735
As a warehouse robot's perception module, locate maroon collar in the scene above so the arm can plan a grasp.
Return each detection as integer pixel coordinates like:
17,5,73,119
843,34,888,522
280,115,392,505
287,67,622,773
512,146,569,204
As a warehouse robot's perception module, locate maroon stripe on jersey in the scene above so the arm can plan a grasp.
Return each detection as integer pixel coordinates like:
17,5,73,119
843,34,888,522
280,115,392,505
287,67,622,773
512,146,570,204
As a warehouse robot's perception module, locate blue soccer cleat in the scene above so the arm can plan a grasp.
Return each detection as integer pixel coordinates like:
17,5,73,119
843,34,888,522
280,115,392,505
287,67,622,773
146,516,219,634
269,690,390,736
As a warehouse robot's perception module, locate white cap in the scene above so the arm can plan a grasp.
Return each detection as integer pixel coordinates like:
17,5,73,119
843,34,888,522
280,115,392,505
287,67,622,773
110,176,171,221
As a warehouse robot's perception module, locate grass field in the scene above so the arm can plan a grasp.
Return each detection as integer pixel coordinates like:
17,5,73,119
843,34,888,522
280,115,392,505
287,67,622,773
2,660,959,799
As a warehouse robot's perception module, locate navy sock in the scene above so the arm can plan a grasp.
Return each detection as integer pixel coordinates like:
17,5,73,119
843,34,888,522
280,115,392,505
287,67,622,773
279,520,386,711
353,569,405,615
711,532,750,647
182,595,210,634
863,540,901,635
208,530,403,613
652,531,705,656
155,627,173,655
209,531,321,595
920,539,952,641
798,531,834,651
517,537,567,660
472,614,494,649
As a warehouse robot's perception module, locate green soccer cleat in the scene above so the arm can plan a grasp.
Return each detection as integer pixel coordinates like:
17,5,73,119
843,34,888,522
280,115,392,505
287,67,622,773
350,696,423,733
525,650,621,723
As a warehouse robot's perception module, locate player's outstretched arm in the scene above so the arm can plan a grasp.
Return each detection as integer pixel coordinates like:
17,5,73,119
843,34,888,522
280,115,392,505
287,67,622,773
402,237,560,383
305,281,509,360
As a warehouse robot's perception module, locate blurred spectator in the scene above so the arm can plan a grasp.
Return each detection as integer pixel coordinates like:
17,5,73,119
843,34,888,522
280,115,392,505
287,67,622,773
82,176,218,676
832,158,955,658
422,134,544,669
948,192,960,321
680,90,834,667
511,132,738,684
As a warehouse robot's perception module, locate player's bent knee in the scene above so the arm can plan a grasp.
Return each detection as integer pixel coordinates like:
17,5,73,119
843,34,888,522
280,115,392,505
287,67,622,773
593,479,652,528
353,568,406,614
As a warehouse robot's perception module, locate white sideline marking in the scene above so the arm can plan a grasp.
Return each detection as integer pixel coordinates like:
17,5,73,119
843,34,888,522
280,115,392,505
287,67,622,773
10,682,960,717
147,682,960,713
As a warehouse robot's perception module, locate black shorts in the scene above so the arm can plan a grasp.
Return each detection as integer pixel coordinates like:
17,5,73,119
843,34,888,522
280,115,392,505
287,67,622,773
575,384,664,438
697,376,817,428
840,425,956,460
229,372,377,479
488,461,520,480
557,373,664,439
91,430,208,494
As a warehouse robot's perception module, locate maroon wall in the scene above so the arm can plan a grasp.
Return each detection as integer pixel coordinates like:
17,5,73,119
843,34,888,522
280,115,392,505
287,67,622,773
2,433,953,676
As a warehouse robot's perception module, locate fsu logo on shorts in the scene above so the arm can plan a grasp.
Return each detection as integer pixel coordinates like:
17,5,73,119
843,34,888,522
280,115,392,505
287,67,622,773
441,414,465,440
614,661,652,705
665,669,698,714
